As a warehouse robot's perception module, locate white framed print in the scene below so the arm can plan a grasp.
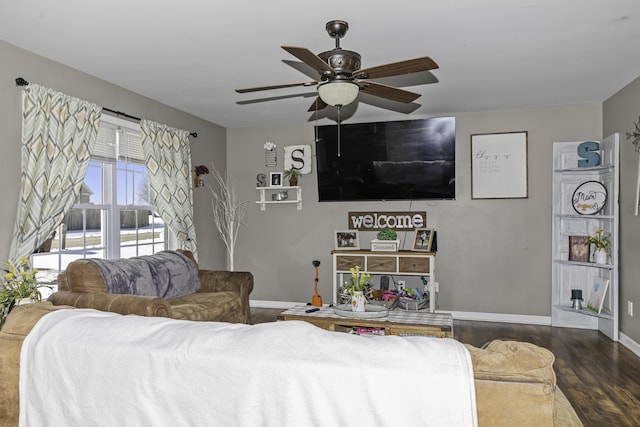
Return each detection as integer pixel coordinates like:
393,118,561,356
471,131,528,199
269,172,283,187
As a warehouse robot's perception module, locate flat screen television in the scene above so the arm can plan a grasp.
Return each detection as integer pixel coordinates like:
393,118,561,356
315,117,455,201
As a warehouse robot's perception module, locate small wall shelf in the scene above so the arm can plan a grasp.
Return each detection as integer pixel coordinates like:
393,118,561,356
256,186,302,211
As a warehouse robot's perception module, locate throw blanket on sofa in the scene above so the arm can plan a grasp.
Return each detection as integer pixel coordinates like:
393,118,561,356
89,250,199,298
20,309,477,427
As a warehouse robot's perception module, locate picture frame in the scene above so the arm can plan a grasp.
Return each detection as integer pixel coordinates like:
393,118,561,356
586,277,610,314
471,131,528,199
335,230,360,250
269,172,283,187
568,235,590,263
412,228,434,252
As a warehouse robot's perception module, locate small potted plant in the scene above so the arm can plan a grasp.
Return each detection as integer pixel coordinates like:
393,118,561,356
341,266,371,312
193,165,210,187
0,258,49,326
588,228,611,265
283,167,301,186
371,229,400,252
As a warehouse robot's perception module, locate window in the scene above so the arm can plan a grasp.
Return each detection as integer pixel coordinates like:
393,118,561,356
32,115,168,271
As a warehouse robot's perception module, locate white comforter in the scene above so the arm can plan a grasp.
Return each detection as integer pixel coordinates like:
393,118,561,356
20,309,476,427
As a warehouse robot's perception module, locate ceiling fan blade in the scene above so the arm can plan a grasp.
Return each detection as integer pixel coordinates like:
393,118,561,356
235,81,318,93
353,57,438,79
307,97,328,112
282,46,334,74
359,81,421,103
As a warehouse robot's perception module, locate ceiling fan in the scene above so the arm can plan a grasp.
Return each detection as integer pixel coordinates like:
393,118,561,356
235,20,439,112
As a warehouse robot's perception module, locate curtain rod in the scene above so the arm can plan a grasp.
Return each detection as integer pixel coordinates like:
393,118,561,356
15,77,198,138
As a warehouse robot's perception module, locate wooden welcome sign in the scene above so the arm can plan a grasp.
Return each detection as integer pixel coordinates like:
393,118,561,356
347,211,427,231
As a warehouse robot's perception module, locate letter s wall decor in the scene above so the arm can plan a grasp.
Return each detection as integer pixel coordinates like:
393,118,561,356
284,145,312,174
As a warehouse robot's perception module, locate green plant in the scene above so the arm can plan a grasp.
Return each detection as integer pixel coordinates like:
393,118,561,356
345,265,371,294
283,168,301,179
376,229,398,240
283,168,301,186
0,258,48,322
588,228,611,252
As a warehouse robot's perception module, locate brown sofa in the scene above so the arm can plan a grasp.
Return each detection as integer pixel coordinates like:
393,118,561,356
48,250,253,324
0,303,583,427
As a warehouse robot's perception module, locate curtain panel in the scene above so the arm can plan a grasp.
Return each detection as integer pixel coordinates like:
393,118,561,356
9,84,102,262
140,119,197,258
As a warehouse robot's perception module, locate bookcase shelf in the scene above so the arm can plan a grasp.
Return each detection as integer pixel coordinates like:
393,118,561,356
551,136,619,341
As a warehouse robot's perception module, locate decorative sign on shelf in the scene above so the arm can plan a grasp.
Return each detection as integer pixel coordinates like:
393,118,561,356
471,131,528,199
572,181,607,215
347,211,427,231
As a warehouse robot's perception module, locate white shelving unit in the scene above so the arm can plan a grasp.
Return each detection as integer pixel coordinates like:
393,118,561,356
255,186,302,211
551,135,619,341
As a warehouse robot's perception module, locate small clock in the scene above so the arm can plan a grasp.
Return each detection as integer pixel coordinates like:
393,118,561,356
572,181,607,215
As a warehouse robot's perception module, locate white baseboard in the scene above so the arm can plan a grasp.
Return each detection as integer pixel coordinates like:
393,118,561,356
619,332,640,358
250,300,552,325
250,300,306,309
447,310,551,325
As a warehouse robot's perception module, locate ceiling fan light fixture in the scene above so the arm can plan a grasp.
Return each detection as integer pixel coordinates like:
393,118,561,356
317,81,359,107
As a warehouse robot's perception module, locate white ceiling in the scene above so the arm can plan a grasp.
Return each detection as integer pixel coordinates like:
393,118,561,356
1,1,640,129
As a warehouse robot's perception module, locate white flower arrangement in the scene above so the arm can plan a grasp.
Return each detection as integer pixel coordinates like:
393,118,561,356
263,141,277,151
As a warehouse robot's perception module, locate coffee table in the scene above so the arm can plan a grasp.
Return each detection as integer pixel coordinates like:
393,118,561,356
278,305,453,338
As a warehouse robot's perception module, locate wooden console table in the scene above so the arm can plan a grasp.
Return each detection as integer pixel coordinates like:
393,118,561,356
332,249,437,312
278,306,453,338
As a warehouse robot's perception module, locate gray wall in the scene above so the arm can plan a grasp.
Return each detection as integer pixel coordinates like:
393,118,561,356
0,40,227,270
228,104,602,315
2,38,624,323
603,75,640,343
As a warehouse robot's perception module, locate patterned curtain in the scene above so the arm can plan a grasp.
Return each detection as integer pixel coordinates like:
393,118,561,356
9,84,102,261
140,119,197,258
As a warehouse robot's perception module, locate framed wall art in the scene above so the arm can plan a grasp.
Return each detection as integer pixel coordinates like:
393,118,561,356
471,131,528,199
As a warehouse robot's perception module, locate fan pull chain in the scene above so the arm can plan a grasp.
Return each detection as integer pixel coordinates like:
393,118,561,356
337,105,341,157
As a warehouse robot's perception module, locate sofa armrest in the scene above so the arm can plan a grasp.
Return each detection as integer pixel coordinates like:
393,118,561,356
465,340,558,427
197,270,253,323
197,270,254,296
48,291,172,317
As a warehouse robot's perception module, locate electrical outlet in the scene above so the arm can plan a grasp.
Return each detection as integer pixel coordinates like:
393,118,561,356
398,280,405,292
433,282,439,292
629,301,634,317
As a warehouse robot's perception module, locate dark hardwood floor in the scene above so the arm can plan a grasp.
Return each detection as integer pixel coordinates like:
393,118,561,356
251,308,640,427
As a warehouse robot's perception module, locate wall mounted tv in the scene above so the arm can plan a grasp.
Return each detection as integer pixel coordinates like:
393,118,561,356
315,117,455,202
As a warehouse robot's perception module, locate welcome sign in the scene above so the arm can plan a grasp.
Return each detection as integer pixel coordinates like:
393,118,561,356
348,211,427,231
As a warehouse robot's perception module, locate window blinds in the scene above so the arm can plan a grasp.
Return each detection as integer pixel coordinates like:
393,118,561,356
93,122,144,162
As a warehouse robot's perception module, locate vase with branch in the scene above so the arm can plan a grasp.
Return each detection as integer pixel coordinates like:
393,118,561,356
209,164,248,271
